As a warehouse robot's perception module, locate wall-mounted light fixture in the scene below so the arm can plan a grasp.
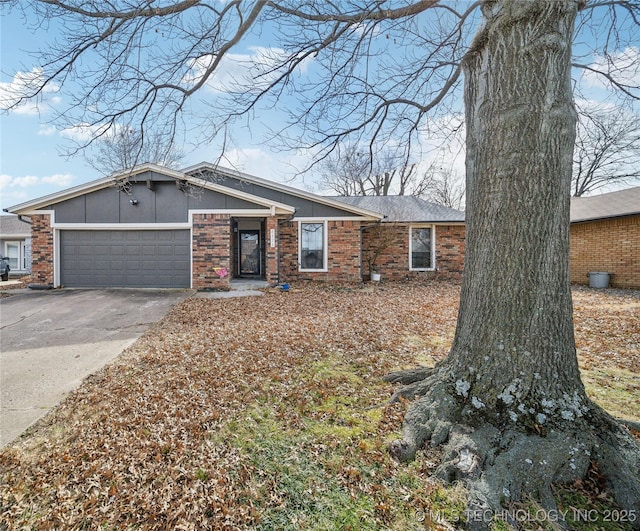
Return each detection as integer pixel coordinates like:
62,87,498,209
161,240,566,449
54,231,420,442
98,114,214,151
129,199,139,206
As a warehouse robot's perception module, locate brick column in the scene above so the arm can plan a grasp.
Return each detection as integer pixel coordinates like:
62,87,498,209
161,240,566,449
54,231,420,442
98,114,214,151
265,216,279,285
192,214,231,290
30,214,54,286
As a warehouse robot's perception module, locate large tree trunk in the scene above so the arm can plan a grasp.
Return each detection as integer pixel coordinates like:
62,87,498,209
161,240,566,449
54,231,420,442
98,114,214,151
386,1,640,526
454,0,582,427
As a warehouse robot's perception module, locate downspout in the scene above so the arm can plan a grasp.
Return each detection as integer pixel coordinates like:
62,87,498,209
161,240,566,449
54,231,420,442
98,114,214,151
1,208,33,225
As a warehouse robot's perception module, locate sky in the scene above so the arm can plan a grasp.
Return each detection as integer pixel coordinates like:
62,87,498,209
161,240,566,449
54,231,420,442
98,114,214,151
0,4,322,211
1,2,638,213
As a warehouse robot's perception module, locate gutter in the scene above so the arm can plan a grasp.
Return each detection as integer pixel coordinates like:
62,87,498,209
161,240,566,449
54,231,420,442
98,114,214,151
2,208,33,225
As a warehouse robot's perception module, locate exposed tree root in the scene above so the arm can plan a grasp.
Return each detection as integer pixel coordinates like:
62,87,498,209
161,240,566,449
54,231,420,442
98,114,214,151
382,365,437,385
384,366,442,405
386,370,640,530
617,418,640,433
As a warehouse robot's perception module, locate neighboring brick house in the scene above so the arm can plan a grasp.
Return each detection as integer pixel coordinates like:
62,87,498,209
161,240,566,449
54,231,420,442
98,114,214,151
0,215,31,275
570,187,640,289
4,162,465,289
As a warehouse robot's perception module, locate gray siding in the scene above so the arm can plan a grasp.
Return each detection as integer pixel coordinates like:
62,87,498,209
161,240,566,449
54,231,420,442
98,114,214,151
44,181,263,223
204,174,359,217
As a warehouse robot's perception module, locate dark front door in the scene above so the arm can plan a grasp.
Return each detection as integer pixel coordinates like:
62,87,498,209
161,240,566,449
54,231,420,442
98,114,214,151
239,230,261,276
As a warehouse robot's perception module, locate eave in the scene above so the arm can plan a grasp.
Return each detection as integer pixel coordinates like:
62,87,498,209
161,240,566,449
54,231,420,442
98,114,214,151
5,163,296,217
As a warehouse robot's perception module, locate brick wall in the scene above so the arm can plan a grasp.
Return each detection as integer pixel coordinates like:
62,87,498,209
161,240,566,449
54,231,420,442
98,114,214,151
30,213,54,285
570,214,640,289
278,220,466,283
434,225,466,279
362,223,465,281
279,220,362,282
192,214,232,289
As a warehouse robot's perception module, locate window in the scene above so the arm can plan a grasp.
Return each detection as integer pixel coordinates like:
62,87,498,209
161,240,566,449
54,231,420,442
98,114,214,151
299,221,327,271
5,242,23,270
410,226,434,270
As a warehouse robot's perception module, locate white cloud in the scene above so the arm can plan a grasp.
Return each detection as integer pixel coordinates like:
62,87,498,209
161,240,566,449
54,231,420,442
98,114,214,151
582,46,640,91
0,172,74,190
0,67,60,115
185,46,312,93
220,147,290,181
11,175,41,188
37,125,58,136
218,146,313,188
59,123,109,143
42,173,75,187
0,172,75,210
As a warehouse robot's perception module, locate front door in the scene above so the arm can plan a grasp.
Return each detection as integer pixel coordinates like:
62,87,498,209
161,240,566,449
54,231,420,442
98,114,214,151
239,230,261,276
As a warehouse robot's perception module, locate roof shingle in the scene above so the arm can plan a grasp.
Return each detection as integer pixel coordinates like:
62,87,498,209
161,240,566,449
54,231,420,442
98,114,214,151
0,215,31,237
570,187,640,223
329,195,465,222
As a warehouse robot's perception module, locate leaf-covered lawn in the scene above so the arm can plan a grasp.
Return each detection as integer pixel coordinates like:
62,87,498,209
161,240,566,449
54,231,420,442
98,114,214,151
1,282,638,530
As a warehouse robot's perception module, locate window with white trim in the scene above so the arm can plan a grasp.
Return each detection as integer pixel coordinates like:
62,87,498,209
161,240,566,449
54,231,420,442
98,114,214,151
5,241,25,270
409,226,434,270
299,221,327,271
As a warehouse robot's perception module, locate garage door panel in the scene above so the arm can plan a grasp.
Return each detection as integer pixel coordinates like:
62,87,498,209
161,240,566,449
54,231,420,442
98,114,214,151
142,231,160,241
61,230,190,288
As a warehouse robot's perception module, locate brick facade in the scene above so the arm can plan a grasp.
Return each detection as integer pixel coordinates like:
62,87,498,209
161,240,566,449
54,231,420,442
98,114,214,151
29,214,466,290
30,214,54,285
192,214,232,290
434,225,466,280
570,214,640,289
276,220,466,284
278,220,363,283
362,223,465,281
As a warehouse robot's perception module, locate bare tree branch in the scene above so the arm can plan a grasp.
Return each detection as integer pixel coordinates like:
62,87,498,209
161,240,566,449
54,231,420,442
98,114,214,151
573,104,640,195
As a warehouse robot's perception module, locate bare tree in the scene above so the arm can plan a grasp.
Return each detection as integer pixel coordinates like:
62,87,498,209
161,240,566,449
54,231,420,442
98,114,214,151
316,143,371,196
317,143,423,196
85,127,185,175
4,0,640,522
423,167,465,209
573,105,640,196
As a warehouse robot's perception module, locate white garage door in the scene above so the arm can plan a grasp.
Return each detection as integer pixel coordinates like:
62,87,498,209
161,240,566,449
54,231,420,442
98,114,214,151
60,230,190,288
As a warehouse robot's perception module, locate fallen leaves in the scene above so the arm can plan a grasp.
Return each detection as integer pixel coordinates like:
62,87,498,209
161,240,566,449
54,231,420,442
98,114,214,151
0,281,637,529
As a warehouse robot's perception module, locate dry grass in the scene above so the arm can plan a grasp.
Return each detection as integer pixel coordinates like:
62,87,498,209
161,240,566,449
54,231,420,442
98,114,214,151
1,282,637,530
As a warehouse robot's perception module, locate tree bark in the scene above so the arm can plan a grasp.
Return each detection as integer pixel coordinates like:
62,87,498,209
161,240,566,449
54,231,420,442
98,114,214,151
452,0,583,428
387,1,640,525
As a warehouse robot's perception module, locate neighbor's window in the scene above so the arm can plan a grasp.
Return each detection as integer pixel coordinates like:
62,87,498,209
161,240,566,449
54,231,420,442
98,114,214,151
5,242,20,270
410,226,433,270
299,222,326,271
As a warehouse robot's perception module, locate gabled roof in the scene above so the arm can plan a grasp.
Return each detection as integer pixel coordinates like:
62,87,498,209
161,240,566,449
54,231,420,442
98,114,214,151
4,163,296,216
570,186,640,223
183,162,383,220
0,215,31,237
6,162,385,220
330,195,465,223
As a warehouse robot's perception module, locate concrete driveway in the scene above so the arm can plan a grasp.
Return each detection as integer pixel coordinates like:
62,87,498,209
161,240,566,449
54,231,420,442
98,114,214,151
0,289,192,447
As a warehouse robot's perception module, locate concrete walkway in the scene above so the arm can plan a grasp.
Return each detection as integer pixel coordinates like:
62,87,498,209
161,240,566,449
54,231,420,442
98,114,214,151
193,278,269,299
0,289,192,447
